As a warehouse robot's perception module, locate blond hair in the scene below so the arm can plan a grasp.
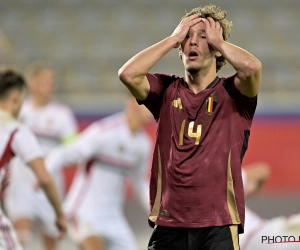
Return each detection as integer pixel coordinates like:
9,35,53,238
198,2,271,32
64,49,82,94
24,60,54,81
182,5,232,72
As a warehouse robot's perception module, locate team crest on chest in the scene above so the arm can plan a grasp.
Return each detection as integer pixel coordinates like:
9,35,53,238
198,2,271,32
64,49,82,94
171,97,183,109
206,93,218,114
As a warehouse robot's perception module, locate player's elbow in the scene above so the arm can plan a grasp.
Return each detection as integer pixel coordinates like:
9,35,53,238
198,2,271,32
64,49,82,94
118,66,143,88
38,175,54,189
244,59,262,78
118,66,149,100
118,66,133,86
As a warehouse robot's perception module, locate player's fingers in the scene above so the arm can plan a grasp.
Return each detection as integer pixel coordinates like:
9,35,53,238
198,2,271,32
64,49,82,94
57,232,63,240
56,218,67,238
206,17,216,28
57,230,66,240
215,21,221,30
178,18,185,25
187,17,202,27
200,17,210,28
182,13,200,24
188,13,201,20
57,225,67,239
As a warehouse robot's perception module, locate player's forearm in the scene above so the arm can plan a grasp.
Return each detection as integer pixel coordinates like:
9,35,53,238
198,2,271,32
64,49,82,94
28,158,64,217
40,176,64,218
118,36,178,86
216,40,262,79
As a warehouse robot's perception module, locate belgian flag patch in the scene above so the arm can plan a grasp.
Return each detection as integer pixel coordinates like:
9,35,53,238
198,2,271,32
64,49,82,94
206,93,218,114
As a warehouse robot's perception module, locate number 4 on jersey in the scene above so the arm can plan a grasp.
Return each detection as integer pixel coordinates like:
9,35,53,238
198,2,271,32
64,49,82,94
179,120,202,145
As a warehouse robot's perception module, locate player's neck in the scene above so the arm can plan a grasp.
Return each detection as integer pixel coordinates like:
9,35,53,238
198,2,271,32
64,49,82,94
185,68,217,94
30,95,50,107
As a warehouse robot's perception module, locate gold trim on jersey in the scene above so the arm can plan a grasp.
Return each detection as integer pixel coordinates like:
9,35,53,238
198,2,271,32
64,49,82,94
227,151,241,224
229,225,240,250
149,146,162,223
171,97,183,109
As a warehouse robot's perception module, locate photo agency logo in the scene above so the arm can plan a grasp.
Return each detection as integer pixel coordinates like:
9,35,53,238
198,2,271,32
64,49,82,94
262,236,300,244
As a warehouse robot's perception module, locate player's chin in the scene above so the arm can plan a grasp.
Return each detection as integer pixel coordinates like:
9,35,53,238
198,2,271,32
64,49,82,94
186,65,201,75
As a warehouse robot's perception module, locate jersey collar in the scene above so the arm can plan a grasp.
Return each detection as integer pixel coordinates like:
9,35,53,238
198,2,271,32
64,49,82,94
0,109,15,120
205,76,220,89
183,76,220,90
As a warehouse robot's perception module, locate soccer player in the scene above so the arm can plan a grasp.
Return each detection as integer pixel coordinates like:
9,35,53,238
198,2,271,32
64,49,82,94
118,4,262,250
45,95,153,250
241,163,300,250
4,61,78,250
0,68,66,249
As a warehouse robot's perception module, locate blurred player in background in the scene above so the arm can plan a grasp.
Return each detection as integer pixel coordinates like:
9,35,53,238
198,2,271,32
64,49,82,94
241,162,300,250
4,61,78,250
0,68,66,250
119,4,261,250
45,95,153,250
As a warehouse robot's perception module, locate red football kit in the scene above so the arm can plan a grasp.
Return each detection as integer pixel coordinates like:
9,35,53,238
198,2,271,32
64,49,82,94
139,73,257,233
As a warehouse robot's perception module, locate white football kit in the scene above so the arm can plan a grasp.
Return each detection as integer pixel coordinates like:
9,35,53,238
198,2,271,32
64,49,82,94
240,170,300,250
0,109,44,250
5,99,77,238
46,112,152,250
240,208,300,250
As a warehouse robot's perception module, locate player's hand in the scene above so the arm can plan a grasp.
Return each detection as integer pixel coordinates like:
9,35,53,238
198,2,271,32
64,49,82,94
170,14,202,48
55,216,67,239
200,17,224,49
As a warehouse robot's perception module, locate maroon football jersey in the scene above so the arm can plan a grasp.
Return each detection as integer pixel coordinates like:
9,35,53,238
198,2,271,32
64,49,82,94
139,73,257,233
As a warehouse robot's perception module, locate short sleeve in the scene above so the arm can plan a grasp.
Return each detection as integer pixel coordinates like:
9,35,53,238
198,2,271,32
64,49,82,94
138,73,175,121
223,74,257,119
11,126,44,163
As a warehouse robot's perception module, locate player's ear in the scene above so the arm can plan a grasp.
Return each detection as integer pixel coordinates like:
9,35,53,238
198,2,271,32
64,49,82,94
215,51,222,58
